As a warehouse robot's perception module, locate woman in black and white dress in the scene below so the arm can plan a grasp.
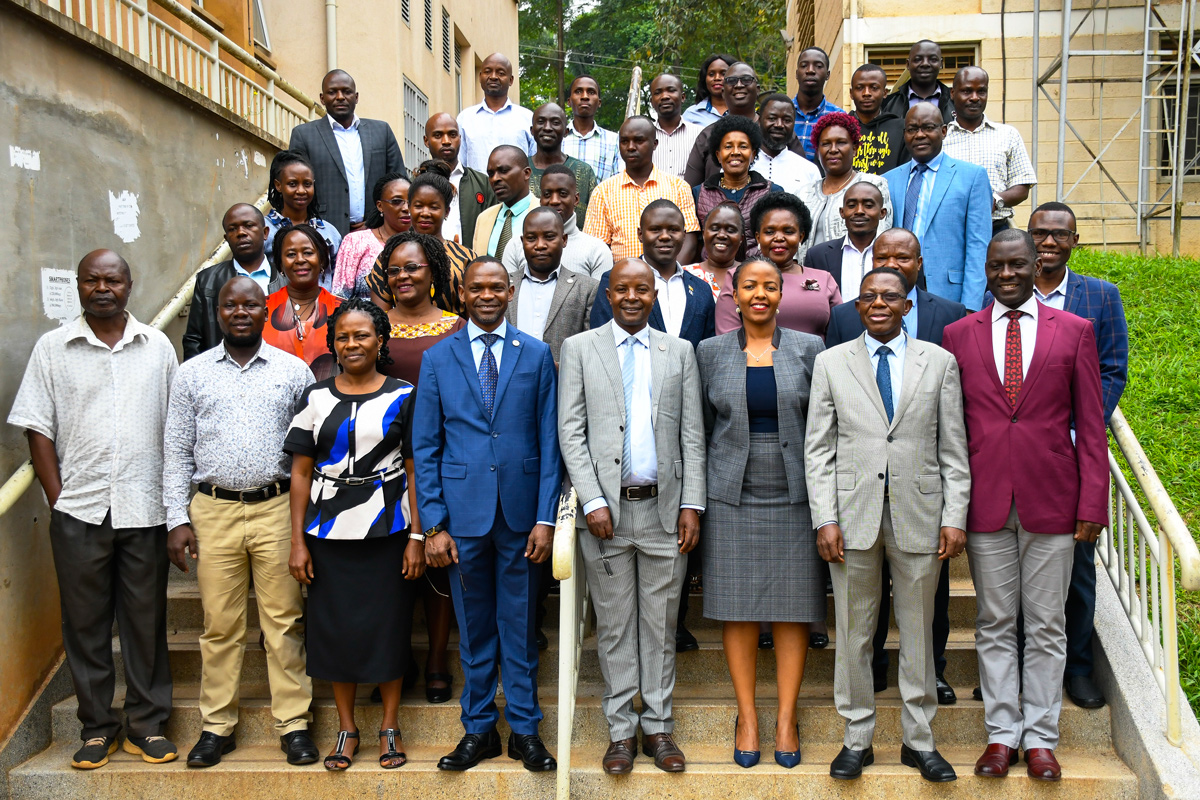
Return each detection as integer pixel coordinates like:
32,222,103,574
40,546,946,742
285,298,425,771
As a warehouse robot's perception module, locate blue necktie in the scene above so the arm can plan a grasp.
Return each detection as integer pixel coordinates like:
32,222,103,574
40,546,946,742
478,333,500,417
876,345,894,423
903,163,928,231
621,336,637,483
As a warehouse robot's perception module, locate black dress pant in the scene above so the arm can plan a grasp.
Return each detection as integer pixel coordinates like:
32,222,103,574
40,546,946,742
48,510,172,740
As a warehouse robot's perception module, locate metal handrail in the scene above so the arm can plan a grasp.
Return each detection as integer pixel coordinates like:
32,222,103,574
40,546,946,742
0,194,270,519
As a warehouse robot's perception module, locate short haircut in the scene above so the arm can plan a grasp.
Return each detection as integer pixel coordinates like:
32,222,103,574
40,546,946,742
641,198,684,225
703,200,746,230
990,227,1038,258
799,46,830,67
911,39,942,54
875,227,922,255
570,74,600,92
490,145,529,168
707,113,763,167
954,65,989,84
524,206,563,230
853,63,888,81
539,163,578,186
749,192,813,241
859,266,911,294
464,255,510,284
224,202,265,226
1031,200,1077,224
621,114,656,133
757,93,795,115
843,181,884,204
811,111,862,155
325,297,394,368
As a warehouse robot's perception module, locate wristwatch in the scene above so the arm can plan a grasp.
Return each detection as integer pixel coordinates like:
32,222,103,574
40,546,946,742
993,193,1007,211
423,523,447,538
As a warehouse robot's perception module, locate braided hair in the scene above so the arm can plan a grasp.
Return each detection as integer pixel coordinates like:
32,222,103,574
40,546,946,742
363,171,410,230
267,150,323,217
325,297,394,368
376,231,456,313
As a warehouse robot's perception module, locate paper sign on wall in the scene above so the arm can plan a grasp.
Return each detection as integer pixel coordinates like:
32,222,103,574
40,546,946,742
9,145,40,171
41,268,80,324
108,190,141,243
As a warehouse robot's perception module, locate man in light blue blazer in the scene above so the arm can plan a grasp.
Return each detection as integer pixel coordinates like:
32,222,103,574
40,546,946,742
413,256,563,773
884,104,992,311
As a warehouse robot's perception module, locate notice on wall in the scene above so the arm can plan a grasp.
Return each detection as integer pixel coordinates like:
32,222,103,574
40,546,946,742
41,268,80,324
108,190,141,243
9,145,40,171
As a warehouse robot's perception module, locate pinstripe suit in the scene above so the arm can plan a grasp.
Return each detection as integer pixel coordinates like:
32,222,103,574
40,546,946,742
805,332,971,751
558,322,706,740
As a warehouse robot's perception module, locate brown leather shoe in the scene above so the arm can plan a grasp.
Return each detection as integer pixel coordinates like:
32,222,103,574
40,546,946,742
642,732,686,772
602,738,636,774
973,743,1018,777
1024,748,1062,781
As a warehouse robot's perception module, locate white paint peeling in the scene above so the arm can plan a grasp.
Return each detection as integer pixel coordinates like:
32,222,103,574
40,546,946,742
254,150,266,168
108,190,141,243
234,149,249,179
41,268,80,324
9,145,40,171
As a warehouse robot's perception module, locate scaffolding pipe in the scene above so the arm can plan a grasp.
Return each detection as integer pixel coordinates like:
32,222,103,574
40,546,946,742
1056,0,1073,198
1032,0,1041,208
1172,0,1195,255
326,0,338,73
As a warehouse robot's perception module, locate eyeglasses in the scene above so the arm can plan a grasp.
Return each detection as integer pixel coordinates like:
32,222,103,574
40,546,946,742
1028,228,1075,243
857,292,906,304
723,76,759,87
380,198,408,208
903,124,943,135
387,263,428,277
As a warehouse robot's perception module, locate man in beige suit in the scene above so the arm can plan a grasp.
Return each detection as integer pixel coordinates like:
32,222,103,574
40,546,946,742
557,258,706,775
805,266,971,783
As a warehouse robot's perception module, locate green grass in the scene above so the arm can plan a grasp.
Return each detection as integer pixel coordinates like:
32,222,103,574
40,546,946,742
1070,247,1200,714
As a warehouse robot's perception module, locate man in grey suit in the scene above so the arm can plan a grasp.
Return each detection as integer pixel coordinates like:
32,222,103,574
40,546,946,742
805,266,971,783
288,70,405,236
558,258,706,775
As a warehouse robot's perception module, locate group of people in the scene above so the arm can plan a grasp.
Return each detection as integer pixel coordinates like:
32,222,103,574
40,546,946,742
8,36,1130,788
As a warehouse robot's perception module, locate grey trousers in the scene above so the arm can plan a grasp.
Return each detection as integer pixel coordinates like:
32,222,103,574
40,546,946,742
967,502,1075,750
579,496,687,740
48,510,172,740
831,500,940,751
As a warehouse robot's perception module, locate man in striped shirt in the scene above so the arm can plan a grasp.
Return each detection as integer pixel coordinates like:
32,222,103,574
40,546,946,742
650,73,701,180
563,75,622,182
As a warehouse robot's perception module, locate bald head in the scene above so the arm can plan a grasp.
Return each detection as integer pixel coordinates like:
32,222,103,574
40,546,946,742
78,248,130,280
320,70,358,124
611,257,655,285
425,112,462,165
480,54,515,99
219,275,265,304
872,228,923,290
77,249,132,320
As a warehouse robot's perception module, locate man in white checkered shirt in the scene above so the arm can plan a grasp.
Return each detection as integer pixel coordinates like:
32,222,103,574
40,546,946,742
563,75,622,182
943,66,1037,237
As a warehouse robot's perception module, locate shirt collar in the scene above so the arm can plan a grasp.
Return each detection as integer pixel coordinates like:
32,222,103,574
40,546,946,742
522,266,559,285
865,330,907,358
475,98,514,115
66,312,146,350
610,319,650,347
793,95,830,119
842,236,874,256
215,339,271,368
450,161,465,179
992,294,1041,323
918,151,946,172
649,262,683,282
948,114,996,134
468,318,508,342
1035,268,1071,302
908,83,942,101
502,194,533,214
234,255,269,277
569,120,602,140
329,115,361,132
620,166,661,187
654,118,689,135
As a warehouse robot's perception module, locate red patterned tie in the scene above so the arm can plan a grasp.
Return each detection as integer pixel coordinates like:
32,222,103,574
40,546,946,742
1003,309,1023,406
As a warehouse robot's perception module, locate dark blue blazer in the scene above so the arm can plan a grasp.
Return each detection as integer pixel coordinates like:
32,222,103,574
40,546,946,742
825,287,968,348
985,270,1128,421
413,325,562,536
589,267,716,349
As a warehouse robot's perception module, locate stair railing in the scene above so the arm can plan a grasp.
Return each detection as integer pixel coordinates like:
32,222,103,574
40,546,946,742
552,488,588,800
1103,406,1200,746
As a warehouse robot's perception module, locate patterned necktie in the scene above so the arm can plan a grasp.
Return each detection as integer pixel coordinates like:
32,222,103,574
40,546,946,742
875,345,894,422
495,208,513,257
478,332,500,417
621,336,638,483
1003,310,1024,406
903,162,929,231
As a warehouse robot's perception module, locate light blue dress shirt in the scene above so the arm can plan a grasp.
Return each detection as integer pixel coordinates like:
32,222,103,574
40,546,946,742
329,115,366,224
1034,268,1070,310
233,256,271,294
467,318,508,372
904,286,919,338
487,195,535,257
908,151,945,238
456,99,536,173
865,330,907,398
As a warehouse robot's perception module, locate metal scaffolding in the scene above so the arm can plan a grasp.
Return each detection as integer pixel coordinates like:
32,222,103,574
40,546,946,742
1031,0,1199,254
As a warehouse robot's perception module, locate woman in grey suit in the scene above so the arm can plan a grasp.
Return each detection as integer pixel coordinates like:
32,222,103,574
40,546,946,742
696,258,826,769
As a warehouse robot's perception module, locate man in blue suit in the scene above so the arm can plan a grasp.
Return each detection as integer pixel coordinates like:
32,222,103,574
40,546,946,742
826,227,968,705
414,256,563,772
884,104,992,311
591,200,716,351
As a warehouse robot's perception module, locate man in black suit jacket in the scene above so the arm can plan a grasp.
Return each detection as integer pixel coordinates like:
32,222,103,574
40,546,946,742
288,70,405,237
183,204,286,360
826,227,968,705
803,182,891,294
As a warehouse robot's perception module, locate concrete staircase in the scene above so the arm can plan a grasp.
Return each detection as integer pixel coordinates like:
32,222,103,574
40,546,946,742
9,556,1138,798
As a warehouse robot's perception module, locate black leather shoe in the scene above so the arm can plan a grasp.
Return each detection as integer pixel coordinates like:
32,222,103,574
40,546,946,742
186,732,236,768
809,631,829,649
280,730,319,765
936,674,957,705
675,627,699,653
437,729,503,771
1065,674,1106,708
508,732,556,771
972,685,983,701
900,744,957,782
536,628,549,651
873,663,887,693
830,745,874,779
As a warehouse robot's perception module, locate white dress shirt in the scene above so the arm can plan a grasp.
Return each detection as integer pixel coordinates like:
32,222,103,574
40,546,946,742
457,100,536,173
330,115,366,224
839,237,875,302
467,318,509,371
654,264,688,338
991,295,1039,383
865,330,907,400
443,161,466,243
1034,268,1070,310
752,148,821,197
515,268,559,342
653,118,701,179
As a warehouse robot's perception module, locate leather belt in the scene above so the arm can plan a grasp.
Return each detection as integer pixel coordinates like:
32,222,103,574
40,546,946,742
198,480,289,503
620,484,658,501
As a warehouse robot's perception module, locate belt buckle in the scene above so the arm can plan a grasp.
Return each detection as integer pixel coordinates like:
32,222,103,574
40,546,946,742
345,476,367,486
239,487,257,502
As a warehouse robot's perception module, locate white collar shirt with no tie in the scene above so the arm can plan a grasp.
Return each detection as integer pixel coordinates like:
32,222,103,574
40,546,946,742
515,268,559,342
652,118,702,179
752,148,821,197
329,115,366,224
654,264,688,338
443,161,467,244
457,100,535,173
991,295,1039,383
839,237,876,303
1034,268,1071,311
7,313,178,528
233,254,271,293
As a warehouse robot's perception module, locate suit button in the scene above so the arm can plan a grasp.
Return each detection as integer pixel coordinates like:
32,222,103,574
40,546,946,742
1011,415,1018,423
492,432,499,438
887,435,894,442
490,465,496,471
878,473,885,480
615,458,620,464
781,441,788,447
619,425,624,432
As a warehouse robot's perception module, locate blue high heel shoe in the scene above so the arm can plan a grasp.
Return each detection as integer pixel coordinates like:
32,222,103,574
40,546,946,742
774,723,802,769
733,716,760,768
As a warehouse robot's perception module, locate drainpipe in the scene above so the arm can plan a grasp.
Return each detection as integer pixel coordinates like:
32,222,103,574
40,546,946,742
326,0,338,72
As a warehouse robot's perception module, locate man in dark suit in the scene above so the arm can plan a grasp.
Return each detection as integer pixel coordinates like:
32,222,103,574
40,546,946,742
826,227,968,704
942,230,1108,782
803,181,890,294
413,257,562,773
287,70,405,237
183,204,286,360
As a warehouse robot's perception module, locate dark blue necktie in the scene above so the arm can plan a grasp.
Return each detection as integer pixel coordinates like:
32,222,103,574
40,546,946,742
903,163,928,231
876,345,894,422
478,333,500,417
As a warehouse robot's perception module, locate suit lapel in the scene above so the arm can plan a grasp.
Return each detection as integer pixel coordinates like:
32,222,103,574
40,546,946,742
924,158,955,225
972,310,1008,400
450,332,488,416
504,277,522,326
915,289,935,341
491,332,524,411
593,327,625,415
1014,308,1057,414
648,329,668,427
648,301,666,332
890,336,927,431
1064,271,1085,317
544,272,574,330
848,336,891,426
316,120,349,179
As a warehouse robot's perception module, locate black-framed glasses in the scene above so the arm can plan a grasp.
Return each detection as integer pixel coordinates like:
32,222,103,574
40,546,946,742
387,263,428,277
1028,228,1075,243
903,124,943,135
857,292,906,304
723,76,759,87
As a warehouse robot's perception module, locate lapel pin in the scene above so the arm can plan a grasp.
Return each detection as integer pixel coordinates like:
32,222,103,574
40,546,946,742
688,285,694,295
659,343,667,351
512,339,520,346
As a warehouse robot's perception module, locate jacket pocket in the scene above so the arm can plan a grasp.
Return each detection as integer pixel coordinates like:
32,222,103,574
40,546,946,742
524,457,541,474
441,462,467,479
919,474,942,494
948,269,964,285
837,472,856,491
674,460,684,478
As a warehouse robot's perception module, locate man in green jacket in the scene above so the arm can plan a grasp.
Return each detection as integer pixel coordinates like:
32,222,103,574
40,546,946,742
425,112,497,245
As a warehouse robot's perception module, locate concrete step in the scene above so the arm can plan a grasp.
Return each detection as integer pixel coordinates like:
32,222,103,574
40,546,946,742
10,743,1135,800
50,682,1114,750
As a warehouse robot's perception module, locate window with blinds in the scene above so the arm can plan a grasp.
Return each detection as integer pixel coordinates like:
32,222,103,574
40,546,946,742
424,0,433,51
863,44,978,91
403,79,431,167
442,9,451,72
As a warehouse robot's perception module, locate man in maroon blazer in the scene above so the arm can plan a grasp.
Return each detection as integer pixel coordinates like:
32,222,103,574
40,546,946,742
941,229,1107,783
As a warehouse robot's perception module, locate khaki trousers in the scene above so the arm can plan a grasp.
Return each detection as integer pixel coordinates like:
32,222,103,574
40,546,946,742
190,491,312,736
